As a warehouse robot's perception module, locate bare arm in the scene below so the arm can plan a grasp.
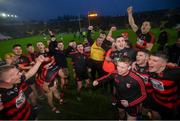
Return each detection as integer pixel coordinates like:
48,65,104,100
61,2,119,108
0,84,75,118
87,26,94,46
25,55,45,80
127,6,138,32
44,56,55,69
18,65,32,71
106,26,116,42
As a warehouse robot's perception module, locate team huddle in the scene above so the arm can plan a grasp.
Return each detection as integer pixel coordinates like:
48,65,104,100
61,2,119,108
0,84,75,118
0,6,180,120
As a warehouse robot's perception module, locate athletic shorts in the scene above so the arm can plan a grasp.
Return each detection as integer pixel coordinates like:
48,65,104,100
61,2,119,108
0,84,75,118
75,69,89,81
150,99,175,119
142,94,154,109
117,101,139,117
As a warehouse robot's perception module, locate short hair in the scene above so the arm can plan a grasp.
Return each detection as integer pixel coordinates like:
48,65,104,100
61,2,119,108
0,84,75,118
116,35,123,38
4,53,15,59
69,40,75,43
151,51,168,61
143,21,151,25
36,41,43,46
50,35,55,38
125,39,132,47
100,31,106,35
58,40,63,43
137,48,151,56
12,44,21,49
26,43,33,48
115,36,124,42
76,42,83,46
116,56,132,65
0,65,15,83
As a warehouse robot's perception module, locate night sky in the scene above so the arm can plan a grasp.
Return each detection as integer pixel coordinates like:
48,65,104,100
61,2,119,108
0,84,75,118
0,0,180,21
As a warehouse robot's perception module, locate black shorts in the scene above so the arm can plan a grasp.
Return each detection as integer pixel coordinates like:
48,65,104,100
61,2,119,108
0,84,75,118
75,69,89,81
117,101,139,117
150,99,175,119
142,94,154,109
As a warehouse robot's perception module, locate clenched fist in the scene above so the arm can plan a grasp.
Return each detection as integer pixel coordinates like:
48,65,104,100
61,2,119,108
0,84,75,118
127,6,133,14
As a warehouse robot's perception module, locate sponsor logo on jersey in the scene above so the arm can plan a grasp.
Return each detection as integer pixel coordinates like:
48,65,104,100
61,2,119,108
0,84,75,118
16,90,26,108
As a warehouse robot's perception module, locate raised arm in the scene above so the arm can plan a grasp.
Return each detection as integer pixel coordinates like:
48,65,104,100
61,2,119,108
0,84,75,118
106,26,116,42
25,55,45,80
87,26,94,46
127,6,138,32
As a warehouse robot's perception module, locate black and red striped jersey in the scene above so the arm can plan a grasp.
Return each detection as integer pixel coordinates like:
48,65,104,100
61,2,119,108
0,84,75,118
36,51,54,69
36,51,58,86
14,55,30,68
97,71,147,107
26,52,38,63
134,63,153,94
149,67,180,109
135,29,155,49
0,75,33,120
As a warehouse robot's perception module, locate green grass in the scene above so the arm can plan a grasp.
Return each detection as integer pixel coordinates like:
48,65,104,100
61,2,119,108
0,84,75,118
0,28,178,119
0,28,178,59
37,86,118,120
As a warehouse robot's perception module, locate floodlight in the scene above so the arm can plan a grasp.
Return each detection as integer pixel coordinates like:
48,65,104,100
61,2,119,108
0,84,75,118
1,13,7,17
88,13,98,17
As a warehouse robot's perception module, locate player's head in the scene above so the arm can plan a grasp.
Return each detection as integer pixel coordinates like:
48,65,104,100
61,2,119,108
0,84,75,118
116,56,132,76
26,43,35,53
4,53,15,65
136,49,150,66
141,21,151,34
115,36,126,50
57,41,64,51
69,40,77,49
77,43,84,53
0,65,22,84
99,31,106,40
148,51,168,73
36,42,45,52
12,44,22,56
96,37,104,47
50,35,56,41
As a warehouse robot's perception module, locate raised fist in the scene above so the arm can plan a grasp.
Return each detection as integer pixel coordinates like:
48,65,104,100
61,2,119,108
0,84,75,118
36,55,46,63
127,6,133,14
88,26,94,31
111,26,117,31
93,80,99,86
